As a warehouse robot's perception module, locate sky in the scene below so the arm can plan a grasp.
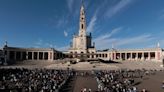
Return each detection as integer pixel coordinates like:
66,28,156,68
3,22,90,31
0,0,164,51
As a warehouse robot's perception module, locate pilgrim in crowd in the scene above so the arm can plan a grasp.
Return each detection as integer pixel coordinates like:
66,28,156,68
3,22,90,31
0,68,74,92
94,69,156,92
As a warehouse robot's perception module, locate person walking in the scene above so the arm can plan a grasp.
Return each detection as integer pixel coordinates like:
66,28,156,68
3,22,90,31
88,88,92,92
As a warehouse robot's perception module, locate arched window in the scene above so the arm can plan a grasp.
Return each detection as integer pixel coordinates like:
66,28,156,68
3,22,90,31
81,24,83,29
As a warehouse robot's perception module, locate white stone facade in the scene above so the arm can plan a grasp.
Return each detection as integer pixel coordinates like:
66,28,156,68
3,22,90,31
68,3,95,55
96,48,163,62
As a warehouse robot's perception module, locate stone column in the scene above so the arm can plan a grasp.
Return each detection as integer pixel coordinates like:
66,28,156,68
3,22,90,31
108,53,111,60
26,52,28,60
148,52,151,60
48,52,50,60
94,53,97,58
155,52,161,60
48,51,54,61
130,53,132,60
125,53,127,60
135,53,138,60
141,52,144,61
43,52,45,60
52,52,54,61
111,53,113,60
37,52,39,60
120,53,122,60
114,53,116,60
32,52,34,60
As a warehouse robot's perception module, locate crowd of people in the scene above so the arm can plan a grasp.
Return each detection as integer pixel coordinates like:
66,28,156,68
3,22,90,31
0,68,74,92
94,69,157,92
0,68,163,92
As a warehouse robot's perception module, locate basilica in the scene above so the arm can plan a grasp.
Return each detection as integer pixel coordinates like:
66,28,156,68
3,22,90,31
0,2,164,64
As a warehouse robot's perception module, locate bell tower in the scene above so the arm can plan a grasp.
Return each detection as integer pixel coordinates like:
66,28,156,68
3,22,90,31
69,0,96,55
79,0,87,37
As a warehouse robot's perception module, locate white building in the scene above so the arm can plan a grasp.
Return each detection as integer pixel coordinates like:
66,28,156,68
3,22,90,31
66,1,163,62
68,2,96,54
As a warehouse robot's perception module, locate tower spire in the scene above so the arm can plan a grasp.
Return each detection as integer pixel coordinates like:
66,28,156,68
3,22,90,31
79,0,86,36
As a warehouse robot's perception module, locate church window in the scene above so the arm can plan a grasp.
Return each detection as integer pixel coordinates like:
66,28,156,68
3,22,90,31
82,24,83,29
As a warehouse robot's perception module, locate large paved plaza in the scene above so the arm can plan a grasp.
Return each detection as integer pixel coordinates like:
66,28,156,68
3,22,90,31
0,60,164,92
1,60,163,70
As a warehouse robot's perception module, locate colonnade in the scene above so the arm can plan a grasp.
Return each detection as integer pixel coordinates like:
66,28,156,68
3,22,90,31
111,52,160,61
6,50,67,62
7,51,55,61
3,46,162,62
67,51,161,61
94,51,162,61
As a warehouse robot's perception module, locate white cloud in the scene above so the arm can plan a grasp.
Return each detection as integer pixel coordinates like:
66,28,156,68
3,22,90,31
56,16,68,28
35,39,43,46
159,10,164,20
93,27,122,49
57,45,69,51
67,0,74,12
64,30,68,37
45,43,54,48
115,34,154,47
93,27,155,50
94,27,122,42
105,0,132,18
34,39,55,48
87,15,97,33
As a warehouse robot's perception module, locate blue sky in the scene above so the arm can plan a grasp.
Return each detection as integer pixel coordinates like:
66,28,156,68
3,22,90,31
0,0,164,51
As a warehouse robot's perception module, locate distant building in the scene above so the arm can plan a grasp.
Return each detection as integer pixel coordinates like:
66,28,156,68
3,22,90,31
1,1,163,64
